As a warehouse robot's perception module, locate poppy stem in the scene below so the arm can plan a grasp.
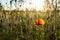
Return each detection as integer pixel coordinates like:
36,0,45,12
40,26,44,40
42,25,43,27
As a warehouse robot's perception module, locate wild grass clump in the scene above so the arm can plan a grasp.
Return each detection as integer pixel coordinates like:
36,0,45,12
0,10,60,40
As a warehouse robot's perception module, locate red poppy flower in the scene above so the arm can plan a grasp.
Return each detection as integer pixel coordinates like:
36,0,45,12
34,19,45,26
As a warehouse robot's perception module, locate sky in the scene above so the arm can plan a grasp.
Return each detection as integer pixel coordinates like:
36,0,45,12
0,0,45,11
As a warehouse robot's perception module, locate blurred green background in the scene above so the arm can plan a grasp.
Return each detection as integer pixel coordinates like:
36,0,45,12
0,10,60,40
0,0,60,40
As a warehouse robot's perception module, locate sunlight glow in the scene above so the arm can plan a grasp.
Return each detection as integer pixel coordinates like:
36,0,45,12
21,0,45,11
33,0,44,11
22,0,45,11
1,0,45,11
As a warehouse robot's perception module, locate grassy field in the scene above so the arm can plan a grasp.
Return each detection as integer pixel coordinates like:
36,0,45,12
0,10,60,40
